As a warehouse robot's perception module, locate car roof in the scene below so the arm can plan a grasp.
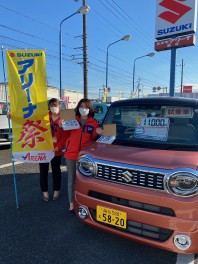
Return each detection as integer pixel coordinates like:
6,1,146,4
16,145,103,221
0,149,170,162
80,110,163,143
92,102,110,106
111,97,198,107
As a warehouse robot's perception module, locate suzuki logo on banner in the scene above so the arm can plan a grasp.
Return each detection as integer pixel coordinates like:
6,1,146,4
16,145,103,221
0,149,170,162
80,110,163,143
159,0,192,24
155,0,197,40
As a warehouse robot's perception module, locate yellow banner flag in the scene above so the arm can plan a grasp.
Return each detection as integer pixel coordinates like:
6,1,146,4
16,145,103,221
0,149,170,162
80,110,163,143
6,50,54,163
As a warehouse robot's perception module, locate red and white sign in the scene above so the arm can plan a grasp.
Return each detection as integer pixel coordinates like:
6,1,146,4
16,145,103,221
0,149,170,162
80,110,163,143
165,107,193,117
62,96,70,109
155,33,195,51
183,85,192,93
155,0,197,40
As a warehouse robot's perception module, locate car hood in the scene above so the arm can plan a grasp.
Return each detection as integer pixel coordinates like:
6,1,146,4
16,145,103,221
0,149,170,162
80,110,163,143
80,142,198,170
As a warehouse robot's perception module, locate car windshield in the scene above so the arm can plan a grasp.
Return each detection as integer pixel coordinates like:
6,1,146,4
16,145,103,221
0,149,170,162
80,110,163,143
103,103,198,151
0,102,7,115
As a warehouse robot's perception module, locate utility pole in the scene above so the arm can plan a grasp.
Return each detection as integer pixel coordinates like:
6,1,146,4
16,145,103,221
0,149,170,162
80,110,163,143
180,59,184,94
118,91,123,99
99,87,104,101
74,0,88,98
83,0,88,98
137,78,140,98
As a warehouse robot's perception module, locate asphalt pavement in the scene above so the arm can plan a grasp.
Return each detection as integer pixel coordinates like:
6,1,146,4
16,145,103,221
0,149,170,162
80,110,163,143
0,146,196,264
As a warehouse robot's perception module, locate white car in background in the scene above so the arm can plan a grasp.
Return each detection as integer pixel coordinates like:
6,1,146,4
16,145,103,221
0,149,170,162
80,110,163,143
0,100,10,145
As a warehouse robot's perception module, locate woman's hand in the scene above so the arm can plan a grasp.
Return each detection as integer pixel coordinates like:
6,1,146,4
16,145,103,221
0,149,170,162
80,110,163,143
54,147,58,152
58,120,63,128
96,127,104,135
7,112,11,119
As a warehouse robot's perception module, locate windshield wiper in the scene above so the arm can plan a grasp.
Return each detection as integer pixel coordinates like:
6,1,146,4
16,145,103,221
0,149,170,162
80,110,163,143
114,139,154,148
162,144,198,150
114,139,198,150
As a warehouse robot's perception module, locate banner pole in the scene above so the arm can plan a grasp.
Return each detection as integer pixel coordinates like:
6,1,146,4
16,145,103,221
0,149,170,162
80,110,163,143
1,46,19,209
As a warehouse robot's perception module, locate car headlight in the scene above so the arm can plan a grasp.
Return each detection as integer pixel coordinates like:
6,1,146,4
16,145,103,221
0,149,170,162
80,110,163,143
165,170,198,197
78,156,96,177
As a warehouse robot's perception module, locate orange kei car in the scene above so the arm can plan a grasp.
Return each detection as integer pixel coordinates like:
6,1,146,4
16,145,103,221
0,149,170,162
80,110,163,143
74,97,198,254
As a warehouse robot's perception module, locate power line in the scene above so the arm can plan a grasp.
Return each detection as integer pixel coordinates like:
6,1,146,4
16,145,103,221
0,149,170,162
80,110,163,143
0,4,74,38
0,3,168,79
1,31,168,87
92,8,124,36
0,24,74,49
99,0,174,63
1,32,169,87
2,2,194,93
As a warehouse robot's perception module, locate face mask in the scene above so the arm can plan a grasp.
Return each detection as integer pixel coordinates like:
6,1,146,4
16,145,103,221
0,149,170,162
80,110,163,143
50,106,59,114
79,107,89,116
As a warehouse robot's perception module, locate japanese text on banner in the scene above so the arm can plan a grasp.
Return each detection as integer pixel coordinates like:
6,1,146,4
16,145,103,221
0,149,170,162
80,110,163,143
6,50,54,163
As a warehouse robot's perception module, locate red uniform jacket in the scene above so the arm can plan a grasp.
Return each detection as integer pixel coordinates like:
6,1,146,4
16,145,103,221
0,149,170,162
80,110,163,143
57,115,98,160
49,112,65,156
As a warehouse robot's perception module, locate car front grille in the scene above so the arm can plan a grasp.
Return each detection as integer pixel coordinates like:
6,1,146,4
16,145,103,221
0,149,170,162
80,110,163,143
89,191,175,216
0,128,9,138
95,163,165,191
89,209,173,242
0,129,9,133
0,134,9,139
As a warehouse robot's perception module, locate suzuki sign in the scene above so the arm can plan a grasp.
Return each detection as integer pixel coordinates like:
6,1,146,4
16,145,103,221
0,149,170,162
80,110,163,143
155,33,195,51
155,0,197,40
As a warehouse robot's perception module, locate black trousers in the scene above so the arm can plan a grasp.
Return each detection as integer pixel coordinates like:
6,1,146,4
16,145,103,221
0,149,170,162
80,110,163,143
39,155,61,192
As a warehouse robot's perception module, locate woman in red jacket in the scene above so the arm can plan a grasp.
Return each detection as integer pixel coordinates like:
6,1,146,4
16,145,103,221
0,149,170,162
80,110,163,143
57,98,99,215
39,98,64,202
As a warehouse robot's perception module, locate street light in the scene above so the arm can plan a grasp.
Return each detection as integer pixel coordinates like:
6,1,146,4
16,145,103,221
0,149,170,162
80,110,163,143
59,5,90,99
105,35,131,91
132,52,155,93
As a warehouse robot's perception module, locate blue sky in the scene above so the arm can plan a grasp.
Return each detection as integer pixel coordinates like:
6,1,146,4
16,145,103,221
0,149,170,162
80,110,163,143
0,0,198,98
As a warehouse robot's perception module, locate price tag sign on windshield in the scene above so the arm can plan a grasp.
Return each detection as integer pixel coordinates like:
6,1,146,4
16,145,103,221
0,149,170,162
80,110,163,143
134,117,170,141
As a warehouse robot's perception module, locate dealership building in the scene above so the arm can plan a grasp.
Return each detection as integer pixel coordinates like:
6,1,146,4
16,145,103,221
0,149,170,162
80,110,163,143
0,83,83,108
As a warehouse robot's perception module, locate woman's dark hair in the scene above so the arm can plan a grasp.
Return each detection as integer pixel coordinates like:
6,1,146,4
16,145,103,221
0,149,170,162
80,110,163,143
76,98,94,117
48,98,59,106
